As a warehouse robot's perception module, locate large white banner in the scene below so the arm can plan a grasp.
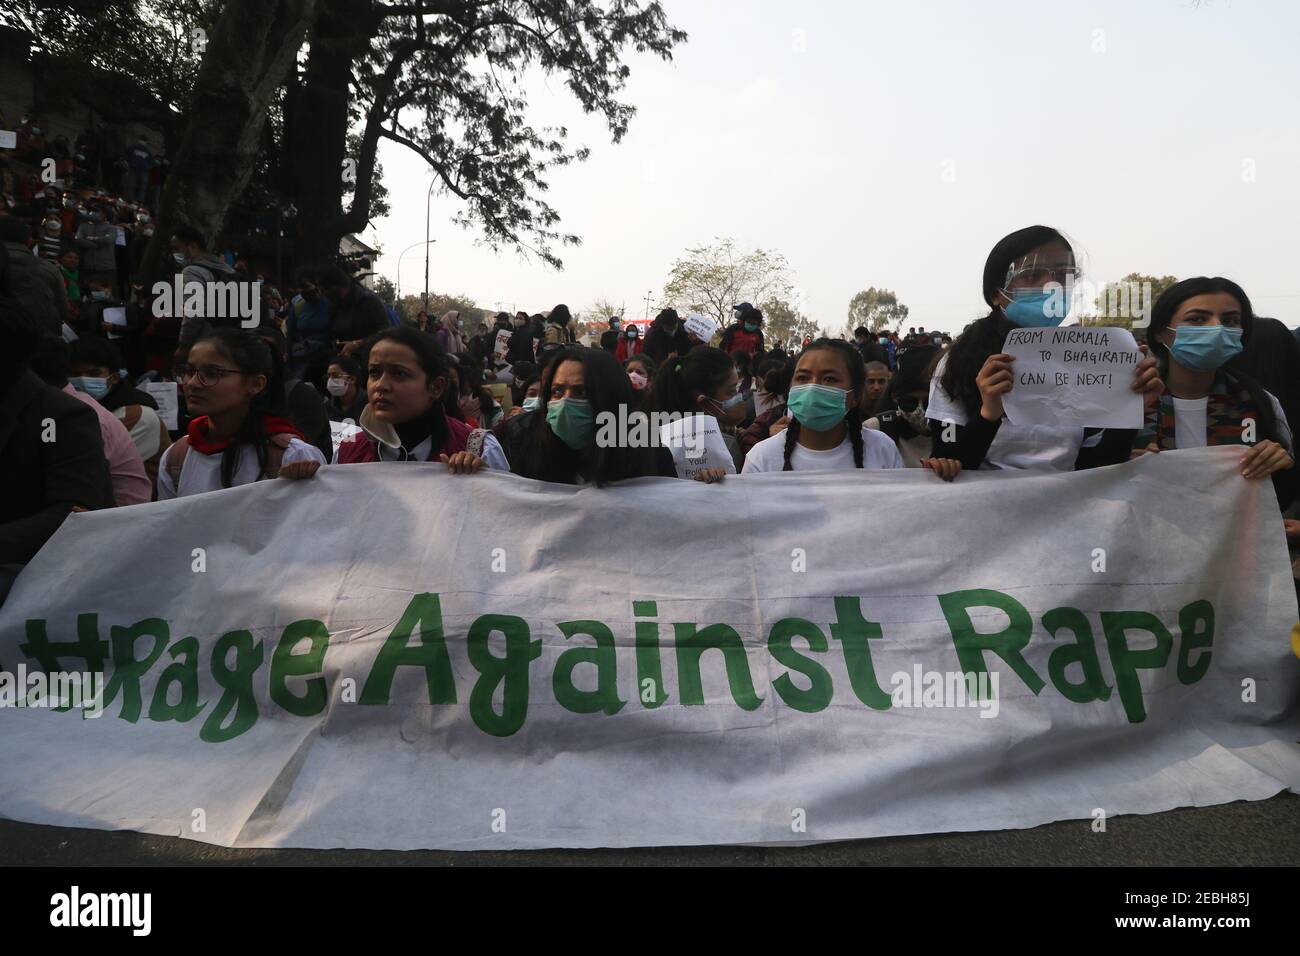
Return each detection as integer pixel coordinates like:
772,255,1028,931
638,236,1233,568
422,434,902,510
0,447,1297,850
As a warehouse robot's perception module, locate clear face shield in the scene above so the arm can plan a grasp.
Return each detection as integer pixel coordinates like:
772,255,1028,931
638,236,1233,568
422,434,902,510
999,251,1082,326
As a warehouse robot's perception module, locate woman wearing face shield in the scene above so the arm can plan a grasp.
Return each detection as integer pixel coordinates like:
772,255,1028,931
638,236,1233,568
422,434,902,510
928,225,1162,471
1134,277,1295,504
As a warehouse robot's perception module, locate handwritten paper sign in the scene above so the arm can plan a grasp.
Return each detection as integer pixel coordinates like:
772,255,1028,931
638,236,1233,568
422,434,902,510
659,414,736,479
0,131,15,150
1002,326,1143,429
493,328,511,364
102,305,128,340
330,420,363,459
683,313,719,343
142,381,179,431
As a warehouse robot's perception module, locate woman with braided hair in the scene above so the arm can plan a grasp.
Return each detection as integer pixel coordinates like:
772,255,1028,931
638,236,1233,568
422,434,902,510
741,338,961,479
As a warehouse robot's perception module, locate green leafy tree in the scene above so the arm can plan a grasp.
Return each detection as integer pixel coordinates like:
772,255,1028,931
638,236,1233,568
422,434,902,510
1087,273,1178,330
845,287,909,337
662,238,794,325
762,298,821,351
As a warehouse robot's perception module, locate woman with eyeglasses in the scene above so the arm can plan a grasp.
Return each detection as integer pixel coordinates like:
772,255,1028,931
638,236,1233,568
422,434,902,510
1134,277,1295,501
927,225,1163,471
157,329,326,499
651,346,749,481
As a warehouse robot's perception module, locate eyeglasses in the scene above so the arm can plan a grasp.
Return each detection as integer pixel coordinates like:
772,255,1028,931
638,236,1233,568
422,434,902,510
1005,261,1081,288
174,364,244,386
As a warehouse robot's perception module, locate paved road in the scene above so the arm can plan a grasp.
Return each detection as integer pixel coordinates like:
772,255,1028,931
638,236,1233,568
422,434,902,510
3,792,1296,865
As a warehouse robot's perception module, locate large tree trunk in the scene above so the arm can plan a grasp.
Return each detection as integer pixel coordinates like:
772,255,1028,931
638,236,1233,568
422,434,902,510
139,0,317,288
285,0,376,270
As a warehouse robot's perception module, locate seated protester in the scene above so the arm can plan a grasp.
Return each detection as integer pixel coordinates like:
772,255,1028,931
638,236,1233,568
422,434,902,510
31,334,150,507
436,309,467,355
497,364,541,426
324,353,367,423
740,359,793,456
652,346,748,474
1135,277,1295,507
866,344,939,468
159,329,326,499
623,352,656,412
542,304,573,347
732,349,754,395
929,225,1161,470
743,338,960,480
286,268,335,388
0,296,113,584
1232,315,1300,448
254,324,334,462
862,361,891,417
68,336,171,491
852,326,889,366
497,345,675,485
326,326,508,473
457,356,503,428
642,308,696,365
615,321,644,363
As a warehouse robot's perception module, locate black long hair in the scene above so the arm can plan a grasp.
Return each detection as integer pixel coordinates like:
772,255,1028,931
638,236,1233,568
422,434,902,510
651,346,734,416
1232,315,1300,440
195,329,288,488
522,345,659,486
939,225,1071,420
782,338,865,471
366,325,454,446
1146,276,1280,444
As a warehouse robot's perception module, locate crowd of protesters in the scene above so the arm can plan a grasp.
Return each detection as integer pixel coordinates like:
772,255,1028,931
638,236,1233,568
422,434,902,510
2,221,1299,613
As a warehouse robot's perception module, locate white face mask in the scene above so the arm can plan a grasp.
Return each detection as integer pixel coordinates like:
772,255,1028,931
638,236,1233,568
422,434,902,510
326,377,350,397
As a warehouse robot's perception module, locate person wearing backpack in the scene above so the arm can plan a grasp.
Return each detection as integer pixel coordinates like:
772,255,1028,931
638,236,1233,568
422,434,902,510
170,224,247,364
157,329,326,499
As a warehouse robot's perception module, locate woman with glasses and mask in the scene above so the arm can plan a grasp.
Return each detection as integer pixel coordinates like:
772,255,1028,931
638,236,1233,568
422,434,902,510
1134,277,1294,503
157,329,325,499
928,225,1162,471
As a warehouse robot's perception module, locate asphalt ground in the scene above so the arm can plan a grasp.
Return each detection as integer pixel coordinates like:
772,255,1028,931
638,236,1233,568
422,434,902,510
2,791,1295,866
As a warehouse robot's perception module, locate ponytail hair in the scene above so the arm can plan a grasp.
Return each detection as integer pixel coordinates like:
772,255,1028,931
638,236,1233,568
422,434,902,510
651,346,734,416
195,328,288,488
781,338,866,470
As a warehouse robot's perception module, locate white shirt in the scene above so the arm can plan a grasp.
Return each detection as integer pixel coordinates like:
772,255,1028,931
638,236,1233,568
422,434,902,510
926,353,1095,471
157,438,326,499
742,425,904,473
1168,389,1293,454
114,404,164,461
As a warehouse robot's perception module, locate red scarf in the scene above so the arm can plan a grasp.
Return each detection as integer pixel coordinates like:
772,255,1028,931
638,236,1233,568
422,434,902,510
187,415,304,454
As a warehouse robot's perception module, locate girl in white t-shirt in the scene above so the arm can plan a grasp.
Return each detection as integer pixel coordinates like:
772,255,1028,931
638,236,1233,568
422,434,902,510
158,329,326,499
1135,277,1294,503
743,338,960,478
928,225,1163,471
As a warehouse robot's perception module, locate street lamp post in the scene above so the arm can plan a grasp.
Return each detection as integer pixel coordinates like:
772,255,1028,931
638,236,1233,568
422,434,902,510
424,176,436,314
396,240,437,302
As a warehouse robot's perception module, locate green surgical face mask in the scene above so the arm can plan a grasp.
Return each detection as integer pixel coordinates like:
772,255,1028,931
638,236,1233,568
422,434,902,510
546,397,596,449
786,383,848,431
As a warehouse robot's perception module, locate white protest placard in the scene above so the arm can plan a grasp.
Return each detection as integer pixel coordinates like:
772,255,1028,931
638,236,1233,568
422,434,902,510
60,322,79,342
330,420,362,458
658,414,736,478
0,130,15,150
1,450,1296,850
102,305,128,341
142,381,179,431
683,312,719,343
1002,326,1144,429
493,328,511,364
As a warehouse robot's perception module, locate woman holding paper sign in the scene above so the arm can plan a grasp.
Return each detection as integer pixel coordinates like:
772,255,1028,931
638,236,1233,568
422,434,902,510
928,225,1162,471
743,338,960,479
1135,277,1294,504
651,346,748,480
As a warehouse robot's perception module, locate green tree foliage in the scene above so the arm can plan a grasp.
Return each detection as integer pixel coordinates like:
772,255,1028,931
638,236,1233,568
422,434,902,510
845,287,909,337
662,238,794,325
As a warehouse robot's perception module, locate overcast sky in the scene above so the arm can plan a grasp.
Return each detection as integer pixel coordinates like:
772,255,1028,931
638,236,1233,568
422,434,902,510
364,0,1300,334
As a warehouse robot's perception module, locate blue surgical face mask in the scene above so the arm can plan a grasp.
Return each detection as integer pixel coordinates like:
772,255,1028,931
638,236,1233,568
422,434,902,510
70,376,110,400
91,290,108,302
1169,325,1244,371
546,397,596,450
522,396,540,412
786,383,848,432
173,253,185,265
1003,287,1071,328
